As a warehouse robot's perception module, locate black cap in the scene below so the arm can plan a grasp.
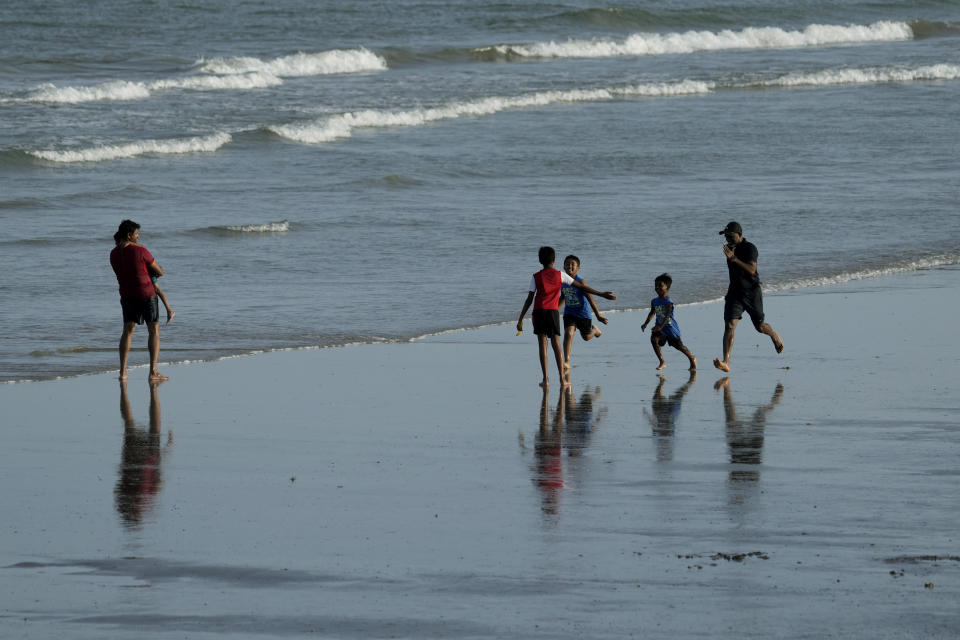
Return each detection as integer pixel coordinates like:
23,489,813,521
719,221,742,236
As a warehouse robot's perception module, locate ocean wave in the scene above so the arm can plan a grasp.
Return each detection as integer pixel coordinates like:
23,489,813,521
756,63,960,88
222,220,290,233
22,72,282,104
766,255,960,293
28,132,231,163
269,80,712,143
196,48,387,76
477,20,913,60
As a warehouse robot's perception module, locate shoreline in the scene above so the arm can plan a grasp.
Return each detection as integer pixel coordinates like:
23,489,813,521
5,261,958,385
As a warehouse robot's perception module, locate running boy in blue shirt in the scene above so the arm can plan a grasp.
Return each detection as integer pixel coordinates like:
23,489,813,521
561,254,608,374
641,273,697,371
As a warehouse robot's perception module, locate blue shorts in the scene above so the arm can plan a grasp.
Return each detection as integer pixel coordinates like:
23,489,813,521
121,296,159,324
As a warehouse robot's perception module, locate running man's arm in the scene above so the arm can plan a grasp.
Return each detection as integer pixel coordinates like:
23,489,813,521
579,279,608,324
571,278,616,300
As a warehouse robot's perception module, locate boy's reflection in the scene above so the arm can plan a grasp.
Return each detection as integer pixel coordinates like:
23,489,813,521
644,371,696,462
563,386,604,458
115,380,173,529
533,389,565,516
715,377,783,485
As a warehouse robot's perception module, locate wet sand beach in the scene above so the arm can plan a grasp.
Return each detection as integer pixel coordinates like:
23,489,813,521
2,267,958,639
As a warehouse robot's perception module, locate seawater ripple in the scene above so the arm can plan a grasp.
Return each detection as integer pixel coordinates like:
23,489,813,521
28,133,231,163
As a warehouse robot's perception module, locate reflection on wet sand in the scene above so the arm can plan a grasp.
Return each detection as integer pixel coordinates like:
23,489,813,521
563,386,604,458
533,389,565,516
115,380,173,529
715,377,784,488
529,386,605,518
644,371,696,462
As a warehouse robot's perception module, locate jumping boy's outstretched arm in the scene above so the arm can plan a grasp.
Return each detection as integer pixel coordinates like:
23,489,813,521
579,279,608,324
571,279,616,300
517,291,535,332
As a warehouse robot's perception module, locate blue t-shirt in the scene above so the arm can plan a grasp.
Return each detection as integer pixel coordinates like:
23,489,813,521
561,275,592,320
651,296,681,339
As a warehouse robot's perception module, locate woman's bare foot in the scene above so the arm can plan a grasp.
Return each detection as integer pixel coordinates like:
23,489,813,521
166,310,175,323
713,358,731,372
656,362,667,370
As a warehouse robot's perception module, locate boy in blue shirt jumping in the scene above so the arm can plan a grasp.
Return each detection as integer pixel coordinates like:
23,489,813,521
561,254,608,374
641,273,697,371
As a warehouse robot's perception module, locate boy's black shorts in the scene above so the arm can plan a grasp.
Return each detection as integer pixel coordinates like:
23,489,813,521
653,333,685,350
121,296,159,324
532,309,562,336
724,289,765,331
564,314,594,338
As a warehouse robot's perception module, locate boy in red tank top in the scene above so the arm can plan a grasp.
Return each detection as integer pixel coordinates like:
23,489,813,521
517,246,616,389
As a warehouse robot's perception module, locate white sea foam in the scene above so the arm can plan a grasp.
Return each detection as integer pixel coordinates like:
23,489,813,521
197,48,387,76
25,81,153,103
29,132,231,163
767,255,960,293
485,20,913,59
269,80,712,143
760,63,960,88
23,71,283,104
224,220,290,233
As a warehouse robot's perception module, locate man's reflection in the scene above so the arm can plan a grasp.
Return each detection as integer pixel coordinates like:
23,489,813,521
533,389,565,516
115,380,173,529
644,371,696,462
715,377,783,486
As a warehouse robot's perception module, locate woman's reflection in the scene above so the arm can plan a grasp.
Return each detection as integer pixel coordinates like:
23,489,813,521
115,380,173,529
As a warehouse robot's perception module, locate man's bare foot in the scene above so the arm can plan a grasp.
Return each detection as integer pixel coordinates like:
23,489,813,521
166,310,175,323
593,327,602,338
149,371,170,381
713,358,731,372
689,356,697,370
656,362,666,370
772,333,784,354
119,372,128,381
539,379,549,389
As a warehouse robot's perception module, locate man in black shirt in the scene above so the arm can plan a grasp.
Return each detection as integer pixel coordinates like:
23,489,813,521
713,221,784,372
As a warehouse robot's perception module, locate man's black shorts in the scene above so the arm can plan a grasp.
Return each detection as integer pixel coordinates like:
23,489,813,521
724,288,765,330
532,309,562,336
563,314,593,338
121,296,159,324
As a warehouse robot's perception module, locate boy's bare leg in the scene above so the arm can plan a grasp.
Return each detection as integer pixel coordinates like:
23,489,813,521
651,333,666,370
538,335,550,387
147,321,169,381
118,321,136,380
551,335,569,388
562,325,575,372
679,346,697,370
155,289,175,323
758,322,784,353
714,319,737,372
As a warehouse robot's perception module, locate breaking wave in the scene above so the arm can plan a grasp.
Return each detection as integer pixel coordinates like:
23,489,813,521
28,132,232,163
196,48,386,76
477,20,913,60
269,80,712,143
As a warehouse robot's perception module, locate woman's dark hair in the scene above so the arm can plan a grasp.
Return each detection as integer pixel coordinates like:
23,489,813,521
114,219,140,244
